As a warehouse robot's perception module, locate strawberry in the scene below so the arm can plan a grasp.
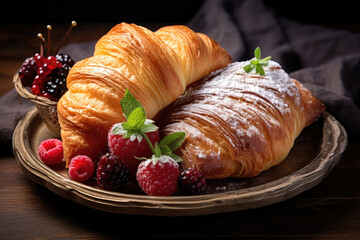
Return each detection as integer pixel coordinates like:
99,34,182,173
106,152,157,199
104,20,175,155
136,155,180,196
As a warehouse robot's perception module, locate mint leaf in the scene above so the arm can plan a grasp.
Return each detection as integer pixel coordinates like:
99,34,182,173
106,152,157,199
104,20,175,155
254,46,261,60
141,123,159,133
243,64,254,73
159,145,172,156
121,89,144,119
118,88,185,162
120,107,147,142
159,132,186,151
242,47,271,76
126,107,146,129
250,59,259,65
256,65,265,76
261,56,271,62
154,142,162,158
170,153,183,163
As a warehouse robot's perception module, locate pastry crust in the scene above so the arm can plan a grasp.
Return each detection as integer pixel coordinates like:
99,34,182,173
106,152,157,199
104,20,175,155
159,61,326,179
57,23,232,166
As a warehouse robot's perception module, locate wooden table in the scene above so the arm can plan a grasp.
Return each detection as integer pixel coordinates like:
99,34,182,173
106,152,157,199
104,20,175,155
1,23,360,239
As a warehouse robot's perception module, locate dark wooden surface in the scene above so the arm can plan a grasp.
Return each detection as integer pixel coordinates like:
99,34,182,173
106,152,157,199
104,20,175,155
1,23,360,239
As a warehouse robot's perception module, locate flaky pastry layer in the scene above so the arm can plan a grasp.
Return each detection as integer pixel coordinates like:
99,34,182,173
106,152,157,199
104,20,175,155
57,23,232,166
160,61,325,179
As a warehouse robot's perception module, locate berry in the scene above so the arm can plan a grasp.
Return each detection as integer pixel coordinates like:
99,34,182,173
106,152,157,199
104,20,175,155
56,53,74,71
33,75,45,86
97,153,130,191
18,56,38,87
37,64,51,77
38,139,63,165
43,72,68,101
46,56,58,70
68,155,94,182
136,156,180,196
39,54,74,101
27,53,74,101
179,168,207,195
19,23,76,100
34,53,45,67
31,84,41,95
108,123,159,176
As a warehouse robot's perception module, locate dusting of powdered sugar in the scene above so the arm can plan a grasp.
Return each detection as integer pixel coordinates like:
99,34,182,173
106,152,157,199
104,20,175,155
195,61,302,114
162,60,303,166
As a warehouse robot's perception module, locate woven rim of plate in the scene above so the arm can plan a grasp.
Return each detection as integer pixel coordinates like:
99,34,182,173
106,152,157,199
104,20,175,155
13,72,57,106
12,109,348,216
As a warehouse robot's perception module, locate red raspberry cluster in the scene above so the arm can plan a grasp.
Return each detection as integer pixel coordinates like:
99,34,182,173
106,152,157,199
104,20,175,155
38,135,207,195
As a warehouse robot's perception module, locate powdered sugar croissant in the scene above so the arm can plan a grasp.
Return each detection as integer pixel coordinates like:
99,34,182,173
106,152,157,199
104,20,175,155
159,61,325,179
57,23,232,166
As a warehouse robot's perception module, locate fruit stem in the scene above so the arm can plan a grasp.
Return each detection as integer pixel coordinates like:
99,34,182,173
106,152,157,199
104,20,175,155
37,33,45,56
141,132,156,156
54,21,77,55
47,25,52,57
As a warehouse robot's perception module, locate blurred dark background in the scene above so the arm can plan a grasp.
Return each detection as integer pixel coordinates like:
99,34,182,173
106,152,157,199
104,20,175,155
1,0,360,97
2,0,360,31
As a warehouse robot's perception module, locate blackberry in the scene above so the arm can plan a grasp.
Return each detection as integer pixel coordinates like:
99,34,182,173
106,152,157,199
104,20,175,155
97,153,130,191
41,54,74,100
179,168,207,195
43,72,67,101
19,56,38,87
56,53,74,72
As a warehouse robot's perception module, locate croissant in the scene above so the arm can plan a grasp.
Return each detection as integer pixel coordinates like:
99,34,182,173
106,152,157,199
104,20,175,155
159,61,325,179
57,23,232,166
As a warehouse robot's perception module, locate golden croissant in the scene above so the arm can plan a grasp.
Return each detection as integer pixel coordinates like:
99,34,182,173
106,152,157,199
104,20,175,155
57,23,232,166
159,61,326,179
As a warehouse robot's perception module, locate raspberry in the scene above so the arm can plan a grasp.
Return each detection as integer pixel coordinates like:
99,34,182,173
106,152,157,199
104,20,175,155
68,155,94,182
179,168,207,195
136,156,179,196
97,153,130,191
108,123,159,176
38,139,63,165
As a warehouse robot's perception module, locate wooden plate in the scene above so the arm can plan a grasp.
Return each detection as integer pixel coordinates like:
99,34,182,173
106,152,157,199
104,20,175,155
12,108,347,216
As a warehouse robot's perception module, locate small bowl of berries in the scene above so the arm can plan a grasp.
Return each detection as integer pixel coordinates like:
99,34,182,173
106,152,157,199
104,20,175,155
13,21,76,138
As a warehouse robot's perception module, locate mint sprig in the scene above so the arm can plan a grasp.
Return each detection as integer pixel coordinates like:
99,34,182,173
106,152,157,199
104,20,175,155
158,132,186,162
116,88,185,162
243,47,271,76
120,89,144,118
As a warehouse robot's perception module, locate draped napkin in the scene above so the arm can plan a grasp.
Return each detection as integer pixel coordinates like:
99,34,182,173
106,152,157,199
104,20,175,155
188,0,360,137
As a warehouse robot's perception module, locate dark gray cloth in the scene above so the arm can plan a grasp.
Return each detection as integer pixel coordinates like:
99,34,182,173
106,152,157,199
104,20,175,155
2,0,360,154
188,0,360,137
0,90,33,154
